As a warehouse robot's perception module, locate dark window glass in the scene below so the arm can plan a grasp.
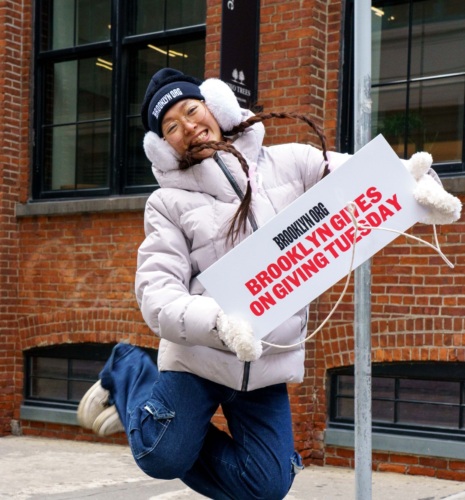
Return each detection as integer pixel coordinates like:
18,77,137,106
34,0,206,199
342,0,465,175
329,363,465,441
40,0,112,51
23,344,157,410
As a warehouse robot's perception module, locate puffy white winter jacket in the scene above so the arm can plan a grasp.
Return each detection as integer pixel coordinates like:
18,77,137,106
136,113,349,391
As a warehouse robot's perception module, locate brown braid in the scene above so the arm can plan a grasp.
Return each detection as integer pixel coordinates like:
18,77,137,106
179,112,330,243
179,141,253,243
229,112,330,173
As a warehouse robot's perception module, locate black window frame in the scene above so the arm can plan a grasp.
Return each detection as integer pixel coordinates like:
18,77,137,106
340,0,465,177
328,362,465,442
32,0,206,200
23,343,158,411
23,343,116,410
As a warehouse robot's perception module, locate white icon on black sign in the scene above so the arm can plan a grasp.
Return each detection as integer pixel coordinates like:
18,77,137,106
232,69,246,85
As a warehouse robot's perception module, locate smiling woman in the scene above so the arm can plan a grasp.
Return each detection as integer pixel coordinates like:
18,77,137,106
161,100,223,157
76,66,461,499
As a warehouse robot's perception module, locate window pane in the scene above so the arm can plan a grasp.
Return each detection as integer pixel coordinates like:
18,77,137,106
131,0,165,35
78,57,113,121
69,359,105,400
399,379,460,404
76,122,111,188
49,61,79,125
51,0,75,50
406,76,465,162
372,377,395,399
42,56,112,192
43,122,111,191
127,117,154,187
337,375,354,396
70,359,105,379
70,380,95,401
76,0,111,45
31,378,68,400
411,0,465,79
130,0,206,35
373,400,395,422
166,0,207,29
372,1,410,85
398,401,459,428
41,0,111,50
337,397,354,419
372,84,408,157
32,358,68,378
44,125,77,190
45,57,112,124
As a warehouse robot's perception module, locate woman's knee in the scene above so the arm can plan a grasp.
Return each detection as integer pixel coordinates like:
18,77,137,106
241,451,304,500
127,397,197,480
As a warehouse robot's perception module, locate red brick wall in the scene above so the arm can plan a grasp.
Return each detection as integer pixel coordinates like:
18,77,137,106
2,0,465,481
15,211,156,445
0,1,32,436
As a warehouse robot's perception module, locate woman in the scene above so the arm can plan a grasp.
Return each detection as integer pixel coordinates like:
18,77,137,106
78,68,460,500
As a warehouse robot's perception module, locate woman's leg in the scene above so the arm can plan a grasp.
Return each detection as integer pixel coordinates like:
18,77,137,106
182,383,303,500
100,344,302,499
99,343,223,480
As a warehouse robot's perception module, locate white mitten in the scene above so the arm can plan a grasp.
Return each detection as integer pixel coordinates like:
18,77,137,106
216,312,262,362
406,152,462,224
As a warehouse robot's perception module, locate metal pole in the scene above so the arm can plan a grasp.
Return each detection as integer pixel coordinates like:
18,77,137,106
353,0,372,499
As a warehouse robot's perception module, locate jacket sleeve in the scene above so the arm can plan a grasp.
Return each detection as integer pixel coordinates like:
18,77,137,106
135,193,226,350
289,143,351,191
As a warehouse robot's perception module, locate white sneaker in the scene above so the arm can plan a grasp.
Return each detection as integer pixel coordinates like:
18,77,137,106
92,406,125,436
77,380,110,429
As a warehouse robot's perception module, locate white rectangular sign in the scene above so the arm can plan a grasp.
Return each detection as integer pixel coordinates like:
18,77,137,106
198,135,429,339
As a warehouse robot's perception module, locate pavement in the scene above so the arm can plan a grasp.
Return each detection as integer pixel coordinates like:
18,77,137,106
2,436,465,500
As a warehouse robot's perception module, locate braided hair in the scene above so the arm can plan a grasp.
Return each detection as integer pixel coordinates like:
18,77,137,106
179,112,330,243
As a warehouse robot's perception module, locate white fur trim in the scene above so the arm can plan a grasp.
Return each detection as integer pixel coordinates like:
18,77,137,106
200,78,243,132
404,151,462,224
406,152,433,180
216,312,262,362
143,131,180,172
413,175,462,224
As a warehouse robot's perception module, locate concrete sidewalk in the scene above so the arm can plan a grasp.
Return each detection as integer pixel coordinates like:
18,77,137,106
1,436,465,500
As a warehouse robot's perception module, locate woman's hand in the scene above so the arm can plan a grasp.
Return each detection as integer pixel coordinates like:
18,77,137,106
405,152,462,224
216,312,263,362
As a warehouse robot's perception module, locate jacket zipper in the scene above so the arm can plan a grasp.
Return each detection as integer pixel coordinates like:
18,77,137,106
214,152,256,391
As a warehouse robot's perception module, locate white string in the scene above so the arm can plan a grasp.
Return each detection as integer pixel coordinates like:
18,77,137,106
261,204,454,349
357,222,454,269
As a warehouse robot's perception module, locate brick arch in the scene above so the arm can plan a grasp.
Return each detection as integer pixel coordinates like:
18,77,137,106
18,309,158,352
320,316,465,372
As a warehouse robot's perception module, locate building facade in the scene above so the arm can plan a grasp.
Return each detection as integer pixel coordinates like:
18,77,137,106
1,0,465,480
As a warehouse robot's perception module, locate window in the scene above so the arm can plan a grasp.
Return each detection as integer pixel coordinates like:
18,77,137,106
23,344,116,410
23,343,158,411
33,0,206,200
341,0,465,176
329,363,465,441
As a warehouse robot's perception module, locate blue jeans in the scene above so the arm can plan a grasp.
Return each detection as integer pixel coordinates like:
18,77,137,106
100,343,303,500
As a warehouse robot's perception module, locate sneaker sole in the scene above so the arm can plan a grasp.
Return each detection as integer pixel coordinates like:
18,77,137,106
77,380,109,429
92,406,125,436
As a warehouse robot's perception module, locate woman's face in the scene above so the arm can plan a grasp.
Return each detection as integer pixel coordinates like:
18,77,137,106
161,99,222,158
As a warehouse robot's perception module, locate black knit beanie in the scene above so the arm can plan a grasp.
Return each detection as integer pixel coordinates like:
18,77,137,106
141,68,204,137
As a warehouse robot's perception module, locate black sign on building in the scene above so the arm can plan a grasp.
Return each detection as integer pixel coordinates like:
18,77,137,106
220,0,261,109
